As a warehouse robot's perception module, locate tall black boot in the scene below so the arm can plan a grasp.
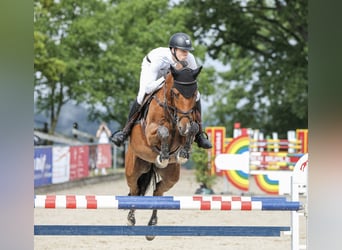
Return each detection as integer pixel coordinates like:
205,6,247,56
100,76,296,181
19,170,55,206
110,100,141,147
194,100,212,149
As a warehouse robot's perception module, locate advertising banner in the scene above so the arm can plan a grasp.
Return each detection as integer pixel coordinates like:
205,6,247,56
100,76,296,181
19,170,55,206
96,144,112,169
34,147,52,187
52,146,70,184
88,144,97,171
69,145,89,181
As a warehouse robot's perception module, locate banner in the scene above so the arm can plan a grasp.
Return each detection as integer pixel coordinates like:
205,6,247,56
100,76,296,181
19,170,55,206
96,144,112,169
88,144,97,171
52,146,70,184
69,145,89,181
34,147,52,187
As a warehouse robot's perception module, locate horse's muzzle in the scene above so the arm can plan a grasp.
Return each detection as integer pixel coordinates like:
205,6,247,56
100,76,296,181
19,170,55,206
176,115,192,136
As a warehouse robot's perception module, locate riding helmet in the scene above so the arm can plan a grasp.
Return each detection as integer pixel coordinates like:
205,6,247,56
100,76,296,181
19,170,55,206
169,33,194,51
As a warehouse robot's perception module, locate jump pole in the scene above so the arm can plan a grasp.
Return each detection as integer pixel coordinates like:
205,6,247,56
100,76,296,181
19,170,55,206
34,195,299,237
34,225,290,237
34,195,302,211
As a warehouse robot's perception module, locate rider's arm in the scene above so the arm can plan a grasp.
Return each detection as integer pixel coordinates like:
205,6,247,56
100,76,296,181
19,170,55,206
145,58,166,94
186,53,198,69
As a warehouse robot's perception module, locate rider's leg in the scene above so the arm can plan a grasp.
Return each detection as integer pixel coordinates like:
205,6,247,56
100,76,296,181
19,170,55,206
194,100,212,149
110,100,141,147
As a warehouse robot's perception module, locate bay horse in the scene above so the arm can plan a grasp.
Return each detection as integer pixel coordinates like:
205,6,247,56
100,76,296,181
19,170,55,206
124,65,202,240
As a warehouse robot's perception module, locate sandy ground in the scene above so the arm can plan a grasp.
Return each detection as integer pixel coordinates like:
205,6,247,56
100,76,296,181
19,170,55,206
34,168,307,250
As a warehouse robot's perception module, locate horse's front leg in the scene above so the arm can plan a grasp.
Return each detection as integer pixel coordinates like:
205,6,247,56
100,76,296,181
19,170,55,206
145,209,158,241
177,122,199,163
155,125,170,168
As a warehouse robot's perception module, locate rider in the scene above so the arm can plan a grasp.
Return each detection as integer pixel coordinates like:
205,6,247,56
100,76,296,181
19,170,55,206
110,32,212,149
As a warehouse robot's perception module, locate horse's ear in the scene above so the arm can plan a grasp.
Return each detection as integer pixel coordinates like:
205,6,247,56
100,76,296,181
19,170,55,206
193,66,203,79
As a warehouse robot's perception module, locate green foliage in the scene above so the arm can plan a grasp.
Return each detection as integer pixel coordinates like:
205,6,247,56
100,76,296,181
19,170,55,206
191,146,216,188
34,0,208,132
181,0,308,137
34,0,308,140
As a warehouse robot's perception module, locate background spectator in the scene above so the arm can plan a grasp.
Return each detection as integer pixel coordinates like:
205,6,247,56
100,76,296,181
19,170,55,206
95,122,112,175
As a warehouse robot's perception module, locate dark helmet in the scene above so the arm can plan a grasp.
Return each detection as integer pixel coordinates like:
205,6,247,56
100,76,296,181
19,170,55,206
169,32,194,51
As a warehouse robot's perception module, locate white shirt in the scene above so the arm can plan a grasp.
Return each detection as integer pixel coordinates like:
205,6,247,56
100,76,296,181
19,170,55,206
98,131,109,144
137,47,200,104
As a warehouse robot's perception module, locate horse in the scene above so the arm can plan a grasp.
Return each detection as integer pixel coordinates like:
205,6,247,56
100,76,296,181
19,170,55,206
124,65,202,240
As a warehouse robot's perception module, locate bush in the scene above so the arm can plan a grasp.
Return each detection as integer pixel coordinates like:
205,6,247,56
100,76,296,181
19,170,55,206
191,145,216,190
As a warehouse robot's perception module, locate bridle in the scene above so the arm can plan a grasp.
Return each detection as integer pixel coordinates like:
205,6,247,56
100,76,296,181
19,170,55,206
153,77,197,128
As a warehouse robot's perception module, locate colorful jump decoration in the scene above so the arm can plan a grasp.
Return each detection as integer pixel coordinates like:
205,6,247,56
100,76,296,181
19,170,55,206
296,129,308,153
205,126,226,175
254,174,279,195
222,135,250,192
207,125,308,195
249,152,303,171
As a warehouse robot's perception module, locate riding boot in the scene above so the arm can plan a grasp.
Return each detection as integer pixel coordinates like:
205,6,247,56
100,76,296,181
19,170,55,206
194,100,212,149
110,100,141,147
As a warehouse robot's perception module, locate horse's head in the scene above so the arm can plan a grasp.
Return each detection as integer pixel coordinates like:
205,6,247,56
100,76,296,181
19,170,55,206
167,65,202,136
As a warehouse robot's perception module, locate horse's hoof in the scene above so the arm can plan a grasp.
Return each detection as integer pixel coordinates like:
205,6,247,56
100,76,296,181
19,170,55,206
177,150,189,164
155,156,168,168
148,218,158,226
127,220,135,226
177,156,188,164
127,211,136,226
145,235,155,241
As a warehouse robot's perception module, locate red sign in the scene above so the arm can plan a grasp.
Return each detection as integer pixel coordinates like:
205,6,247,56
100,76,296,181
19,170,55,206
296,129,308,153
96,144,112,169
69,145,89,180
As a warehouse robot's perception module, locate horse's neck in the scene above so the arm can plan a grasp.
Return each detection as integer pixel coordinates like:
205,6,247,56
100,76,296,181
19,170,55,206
162,80,173,105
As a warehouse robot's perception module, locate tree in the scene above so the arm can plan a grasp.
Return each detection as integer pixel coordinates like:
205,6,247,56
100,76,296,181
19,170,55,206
181,0,308,137
75,0,215,127
34,0,215,133
34,0,108,133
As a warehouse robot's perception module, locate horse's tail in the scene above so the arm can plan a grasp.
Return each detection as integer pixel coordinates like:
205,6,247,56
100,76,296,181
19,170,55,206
137,164,157,196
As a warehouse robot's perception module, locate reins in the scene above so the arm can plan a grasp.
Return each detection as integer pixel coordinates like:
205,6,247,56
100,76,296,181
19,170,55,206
152,77,196,126
149,74,197,155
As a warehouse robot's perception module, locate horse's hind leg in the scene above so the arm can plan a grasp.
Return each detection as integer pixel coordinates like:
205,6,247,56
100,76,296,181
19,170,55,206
145,209,158,241
125,147,152,226
145,164,181,241
126,164,152,226
127,208,136,226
